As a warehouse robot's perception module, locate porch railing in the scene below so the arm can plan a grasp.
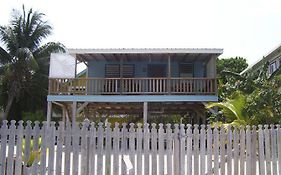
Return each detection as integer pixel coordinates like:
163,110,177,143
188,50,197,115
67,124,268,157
49,77,217,95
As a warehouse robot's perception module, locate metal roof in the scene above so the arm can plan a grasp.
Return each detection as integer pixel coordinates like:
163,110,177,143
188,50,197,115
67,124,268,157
68,48,223,54
241,43,281,74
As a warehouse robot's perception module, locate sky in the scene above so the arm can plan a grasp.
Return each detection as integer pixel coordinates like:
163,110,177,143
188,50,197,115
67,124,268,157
1,0,281,67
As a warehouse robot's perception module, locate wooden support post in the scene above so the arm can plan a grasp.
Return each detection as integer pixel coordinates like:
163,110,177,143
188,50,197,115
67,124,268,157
47,101,52,123
62,106,66,123
72,101,77,123
143,102,148,123
120,55,124,94
167,54,171,94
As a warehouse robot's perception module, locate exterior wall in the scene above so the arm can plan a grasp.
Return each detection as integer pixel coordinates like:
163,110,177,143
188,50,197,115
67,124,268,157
206,56,216,78
87,60,206,78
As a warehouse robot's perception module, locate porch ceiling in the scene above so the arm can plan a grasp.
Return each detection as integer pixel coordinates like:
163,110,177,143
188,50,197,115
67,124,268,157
71,48,223,62
76,53,218,62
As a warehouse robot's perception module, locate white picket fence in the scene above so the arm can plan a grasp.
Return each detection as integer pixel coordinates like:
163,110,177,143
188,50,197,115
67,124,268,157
0,120,281,175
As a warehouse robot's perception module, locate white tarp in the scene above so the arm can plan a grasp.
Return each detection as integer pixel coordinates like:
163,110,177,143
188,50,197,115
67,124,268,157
49,53,76,78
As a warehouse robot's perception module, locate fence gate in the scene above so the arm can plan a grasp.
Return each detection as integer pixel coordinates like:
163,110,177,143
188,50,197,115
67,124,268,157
0,120,281,175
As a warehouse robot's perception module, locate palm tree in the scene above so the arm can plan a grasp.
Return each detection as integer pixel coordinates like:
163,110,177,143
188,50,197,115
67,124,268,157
0,6,65,120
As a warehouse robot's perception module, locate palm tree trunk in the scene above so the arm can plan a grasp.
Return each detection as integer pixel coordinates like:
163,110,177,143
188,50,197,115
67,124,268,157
3,90,16,120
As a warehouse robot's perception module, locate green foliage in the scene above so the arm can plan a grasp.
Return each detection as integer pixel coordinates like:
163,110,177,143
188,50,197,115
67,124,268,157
22,137,42,167
0,5,65,120
147,115,186,125
22,110,45,123
213,58,281,125
217,57,248,75
217,57,248,99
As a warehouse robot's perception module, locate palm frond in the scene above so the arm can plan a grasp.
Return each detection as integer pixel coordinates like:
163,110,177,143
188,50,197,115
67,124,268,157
34,42,65,59
0,47,12,64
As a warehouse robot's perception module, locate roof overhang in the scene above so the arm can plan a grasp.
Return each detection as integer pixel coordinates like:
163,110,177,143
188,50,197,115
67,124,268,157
67,48,223,62
68,48,223,54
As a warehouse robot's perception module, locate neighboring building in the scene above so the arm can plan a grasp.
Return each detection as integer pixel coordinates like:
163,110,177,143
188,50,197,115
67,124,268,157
47,48,223,124
242,44,281,77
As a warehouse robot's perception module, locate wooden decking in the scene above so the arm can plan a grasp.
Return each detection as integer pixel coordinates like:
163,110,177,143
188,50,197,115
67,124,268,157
49,77,217,95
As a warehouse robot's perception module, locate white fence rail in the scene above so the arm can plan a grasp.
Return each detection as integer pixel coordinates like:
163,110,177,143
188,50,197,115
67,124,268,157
0,120,281,175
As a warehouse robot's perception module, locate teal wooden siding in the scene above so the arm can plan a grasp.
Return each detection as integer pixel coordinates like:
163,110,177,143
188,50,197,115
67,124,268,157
87,60,205,78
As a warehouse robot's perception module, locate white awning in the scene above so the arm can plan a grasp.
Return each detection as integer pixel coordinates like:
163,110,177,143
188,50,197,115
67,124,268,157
49,53,76,78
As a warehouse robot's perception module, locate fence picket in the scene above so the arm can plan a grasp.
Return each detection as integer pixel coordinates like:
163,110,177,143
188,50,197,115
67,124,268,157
129,123,135,175
166,123,173,175
220,126,226,175
14,121,23,175
173,124,180,175
277,125,281,175
121,123,128,175
81,121,90,175
105,123,112,175
206,125,212,175
233,126,239,175
151,123,157,175
186,124,192,175
226,125,232,175
6,120,16,175
89,122,97,175
193,124,200,175
143,123,150,175
48,122,56,175
96,122,104,175
136,123,142,175
264,125,271,175
64,122,72,175
251,126,257,175
56,121,64,175
200,125,206,175
270,124,277,175
113,123,120,175
158,123,164,175
179,124,186,175
258,125,265,175
40,121,48,175
239,126,245,175
23,121,32,174
32,121,40,174
246,125,252,175
0,121,8,175
213,125,219,175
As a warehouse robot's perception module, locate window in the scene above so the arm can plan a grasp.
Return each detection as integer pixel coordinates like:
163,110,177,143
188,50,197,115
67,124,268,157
122,64,135,78
105,64,120,77
269,61,277,75
105,64,134,78
179,63,193,77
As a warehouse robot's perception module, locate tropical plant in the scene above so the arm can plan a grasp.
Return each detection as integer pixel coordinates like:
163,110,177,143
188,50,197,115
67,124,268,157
211,60,281,125
0,5,65,120
22,137,42,167
206,92,249,126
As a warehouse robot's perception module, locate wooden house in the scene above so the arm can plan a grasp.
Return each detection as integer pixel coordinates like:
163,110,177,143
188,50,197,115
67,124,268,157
47,48,223,124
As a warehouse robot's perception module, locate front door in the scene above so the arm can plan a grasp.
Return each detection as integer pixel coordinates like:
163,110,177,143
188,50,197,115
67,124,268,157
147,64,167,77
